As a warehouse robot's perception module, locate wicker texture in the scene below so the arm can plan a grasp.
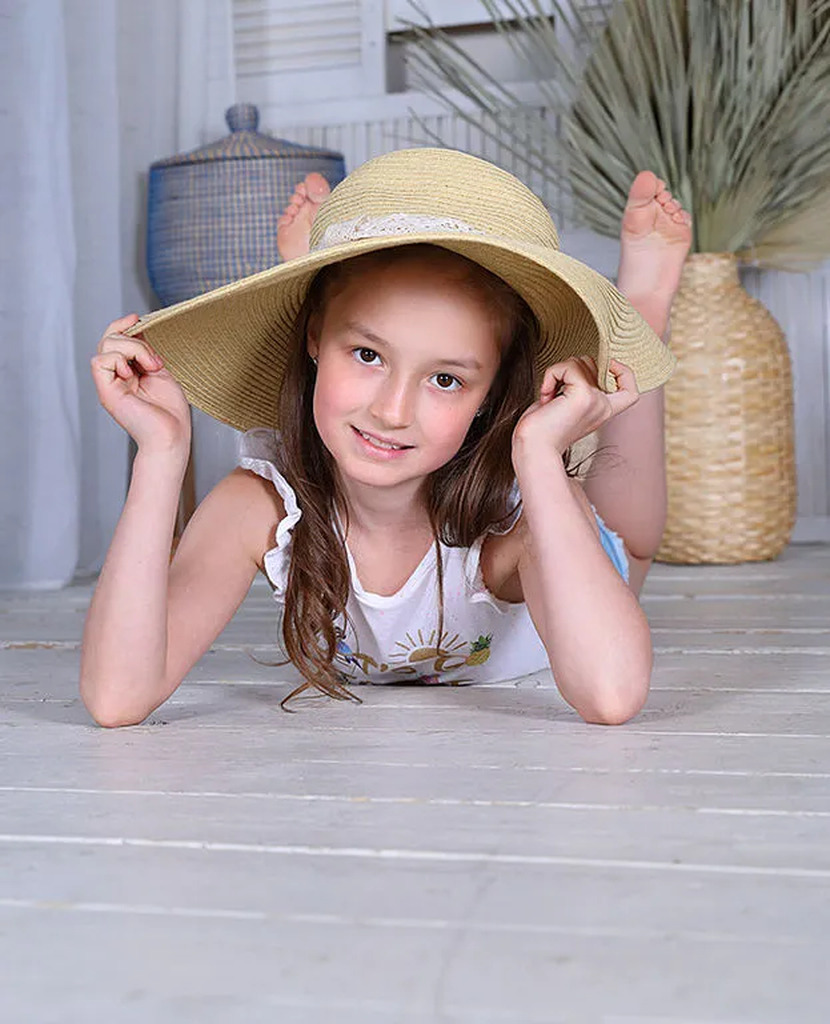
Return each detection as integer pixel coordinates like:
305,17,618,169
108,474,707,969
658,253,796,564
146,105,346,306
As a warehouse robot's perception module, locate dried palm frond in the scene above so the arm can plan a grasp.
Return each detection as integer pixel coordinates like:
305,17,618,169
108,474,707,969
404,0,830,266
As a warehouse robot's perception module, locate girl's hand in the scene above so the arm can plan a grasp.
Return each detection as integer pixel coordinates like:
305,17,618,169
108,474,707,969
91,314,191,456
512,357,639,458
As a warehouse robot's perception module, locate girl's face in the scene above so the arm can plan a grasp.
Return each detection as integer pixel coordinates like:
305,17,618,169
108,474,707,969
307,253,503,494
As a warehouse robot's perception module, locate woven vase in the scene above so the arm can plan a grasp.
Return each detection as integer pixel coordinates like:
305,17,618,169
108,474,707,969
657,252,796,564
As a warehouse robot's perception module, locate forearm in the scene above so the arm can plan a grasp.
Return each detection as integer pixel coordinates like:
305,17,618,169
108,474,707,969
80,449,188,726
514,442,652,725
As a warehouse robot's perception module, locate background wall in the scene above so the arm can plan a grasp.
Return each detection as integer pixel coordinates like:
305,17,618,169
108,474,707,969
3,0,824,589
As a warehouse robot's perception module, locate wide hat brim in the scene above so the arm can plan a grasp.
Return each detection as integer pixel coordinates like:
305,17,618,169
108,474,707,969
128,230,674,433
128,146,676,432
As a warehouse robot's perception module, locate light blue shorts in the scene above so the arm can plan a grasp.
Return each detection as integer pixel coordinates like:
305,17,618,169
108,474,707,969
594,510,630,583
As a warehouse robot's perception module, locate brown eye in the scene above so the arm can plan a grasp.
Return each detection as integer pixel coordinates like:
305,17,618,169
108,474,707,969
359,348,377,363
434,372,459,390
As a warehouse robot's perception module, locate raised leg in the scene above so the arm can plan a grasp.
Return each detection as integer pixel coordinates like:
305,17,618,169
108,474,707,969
582,172,692,593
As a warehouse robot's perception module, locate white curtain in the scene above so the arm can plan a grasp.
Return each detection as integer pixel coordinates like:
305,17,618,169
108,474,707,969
0,0,235,588
1,0,79,587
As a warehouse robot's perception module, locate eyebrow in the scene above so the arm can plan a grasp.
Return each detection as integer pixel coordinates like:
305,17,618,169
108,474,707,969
345,320,484,372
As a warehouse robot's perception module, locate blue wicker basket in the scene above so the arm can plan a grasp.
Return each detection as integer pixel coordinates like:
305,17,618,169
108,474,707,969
146,104,346,306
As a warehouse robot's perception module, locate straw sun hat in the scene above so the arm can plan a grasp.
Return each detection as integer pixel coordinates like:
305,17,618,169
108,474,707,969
127,147,675,432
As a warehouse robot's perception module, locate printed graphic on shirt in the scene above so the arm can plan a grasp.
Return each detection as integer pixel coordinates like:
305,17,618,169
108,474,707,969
335,638,389,676
390,628,469,676
466,634,492,666
335,630,493,686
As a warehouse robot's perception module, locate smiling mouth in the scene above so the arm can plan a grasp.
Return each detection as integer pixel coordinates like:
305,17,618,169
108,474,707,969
352,427,413,451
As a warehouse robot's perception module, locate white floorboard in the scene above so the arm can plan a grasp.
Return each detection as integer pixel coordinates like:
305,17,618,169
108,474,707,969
1,545,829,1023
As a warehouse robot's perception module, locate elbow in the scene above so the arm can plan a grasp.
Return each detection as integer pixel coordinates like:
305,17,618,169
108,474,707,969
580,692,646,726
89,708,145,730
567,663,652,727
80,681,149,729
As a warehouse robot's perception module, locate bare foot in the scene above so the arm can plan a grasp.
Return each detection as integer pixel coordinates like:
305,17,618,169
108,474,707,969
276,172,331,261
615,171,692,338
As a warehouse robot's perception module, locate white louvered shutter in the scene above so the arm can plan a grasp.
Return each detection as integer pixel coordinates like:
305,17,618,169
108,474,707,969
233,0,385,104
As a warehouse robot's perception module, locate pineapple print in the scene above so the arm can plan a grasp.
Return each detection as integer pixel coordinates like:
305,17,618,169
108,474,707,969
465,634,492,666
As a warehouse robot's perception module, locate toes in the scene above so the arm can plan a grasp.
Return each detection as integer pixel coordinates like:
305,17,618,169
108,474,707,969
626,170,659,205
279,194,304,220
654,189,691,224
283,186,306,212
305,172,331,202
285,175,331,212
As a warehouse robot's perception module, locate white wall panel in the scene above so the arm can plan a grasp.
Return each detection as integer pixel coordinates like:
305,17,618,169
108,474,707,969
743,265,830,542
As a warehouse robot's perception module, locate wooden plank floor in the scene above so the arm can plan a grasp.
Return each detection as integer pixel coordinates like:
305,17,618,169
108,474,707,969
2,545,829,1024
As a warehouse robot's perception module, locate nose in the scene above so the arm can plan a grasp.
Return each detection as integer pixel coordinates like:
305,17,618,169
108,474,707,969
368,372,415,430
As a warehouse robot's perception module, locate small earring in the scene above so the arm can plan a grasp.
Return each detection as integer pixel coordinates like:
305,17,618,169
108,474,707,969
311,356,318,367
474,407,485,419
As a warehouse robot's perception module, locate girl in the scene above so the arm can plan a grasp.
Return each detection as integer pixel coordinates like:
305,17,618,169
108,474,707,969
81,147,691,728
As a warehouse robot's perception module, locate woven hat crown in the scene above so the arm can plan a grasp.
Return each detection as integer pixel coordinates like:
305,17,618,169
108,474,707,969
310,148,560,252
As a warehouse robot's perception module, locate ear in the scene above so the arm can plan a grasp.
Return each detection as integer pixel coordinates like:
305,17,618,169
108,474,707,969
306,314,321,361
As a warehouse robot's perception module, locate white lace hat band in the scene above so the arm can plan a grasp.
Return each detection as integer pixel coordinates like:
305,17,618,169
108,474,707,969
312,213,480,250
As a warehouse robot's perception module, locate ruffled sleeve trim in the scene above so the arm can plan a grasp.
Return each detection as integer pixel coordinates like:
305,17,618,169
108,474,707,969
237,428,301,598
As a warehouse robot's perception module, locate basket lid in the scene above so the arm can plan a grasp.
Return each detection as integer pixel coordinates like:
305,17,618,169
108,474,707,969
150,104,343,168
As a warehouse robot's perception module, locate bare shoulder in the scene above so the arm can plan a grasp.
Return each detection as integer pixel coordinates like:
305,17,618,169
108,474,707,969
173,467,285,577
480,477,599,603
219,465,284,516
208,467,285,569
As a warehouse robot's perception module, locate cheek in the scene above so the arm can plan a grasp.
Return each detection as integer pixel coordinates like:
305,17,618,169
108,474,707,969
311,362,362,431
422,396,477,450
311,376,339,441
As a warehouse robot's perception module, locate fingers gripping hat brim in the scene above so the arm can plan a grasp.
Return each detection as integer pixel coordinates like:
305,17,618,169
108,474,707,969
127,149,675,432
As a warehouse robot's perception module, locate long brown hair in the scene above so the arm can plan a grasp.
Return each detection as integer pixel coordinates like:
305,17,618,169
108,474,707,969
274,244,564,706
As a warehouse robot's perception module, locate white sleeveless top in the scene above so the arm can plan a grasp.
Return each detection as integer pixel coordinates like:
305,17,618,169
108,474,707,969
239,428,628,687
